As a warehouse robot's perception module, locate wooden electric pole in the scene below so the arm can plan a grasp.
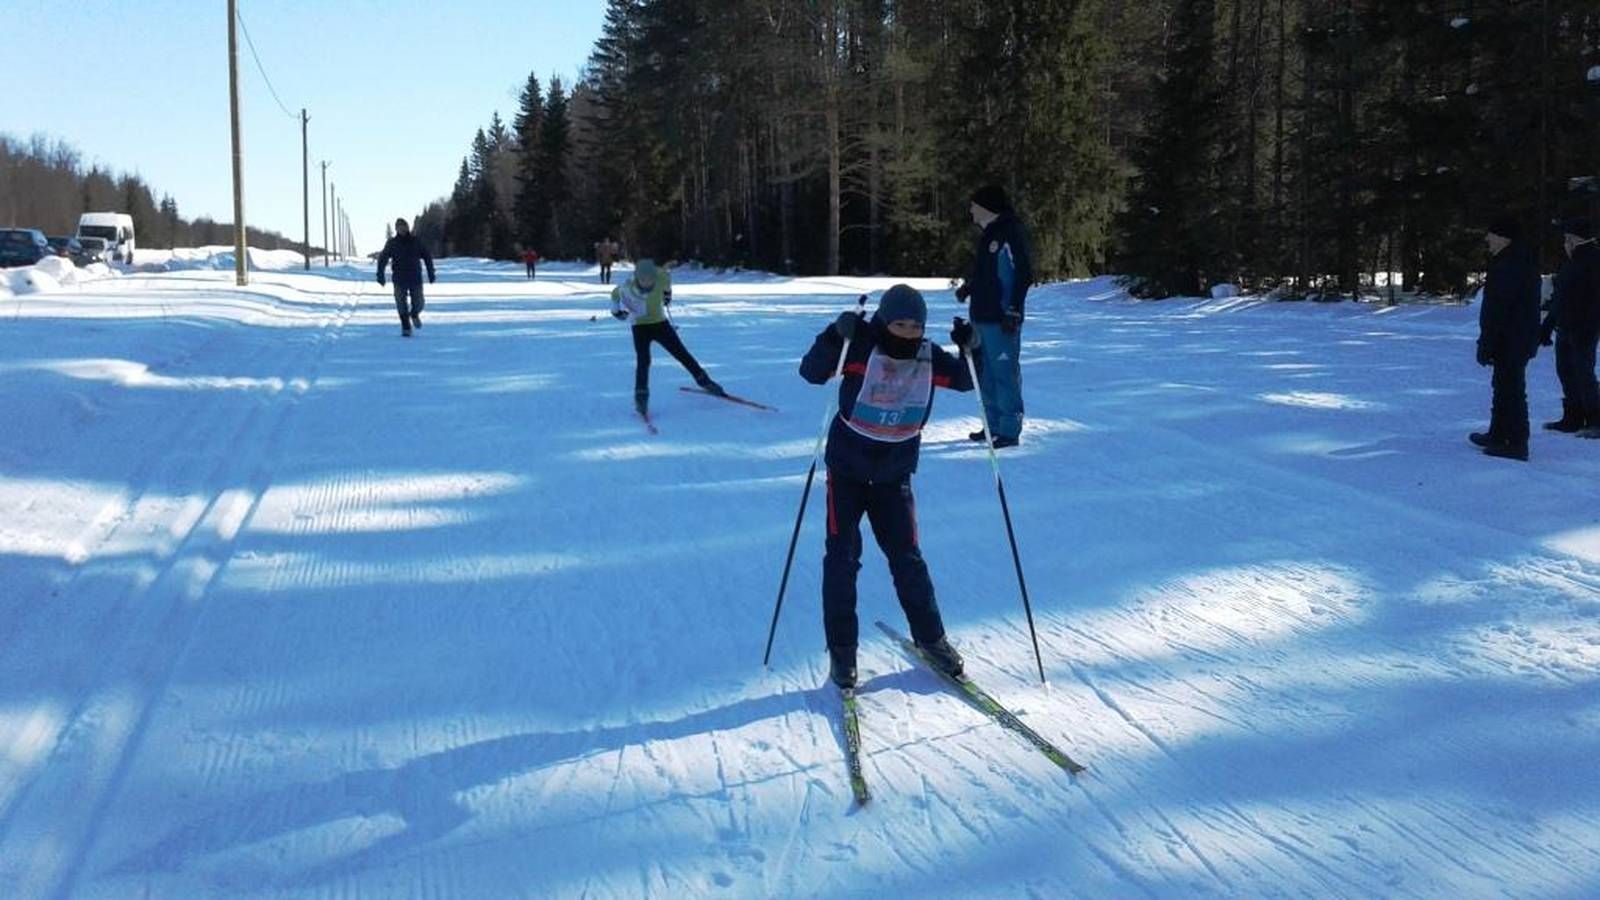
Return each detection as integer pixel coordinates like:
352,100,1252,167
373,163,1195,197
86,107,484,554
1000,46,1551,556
329,182,337,260
301,109,310,270
320,161,329,267
227,0,248,285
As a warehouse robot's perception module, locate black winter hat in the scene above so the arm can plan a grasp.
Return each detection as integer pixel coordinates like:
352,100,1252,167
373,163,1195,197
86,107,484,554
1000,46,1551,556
1486,215,1521,241
971,184,1013,216
875,284,927,326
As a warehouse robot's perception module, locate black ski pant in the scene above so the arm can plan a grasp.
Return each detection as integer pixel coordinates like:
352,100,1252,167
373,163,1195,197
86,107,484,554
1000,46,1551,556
631,321,708,392
1488,358,1531,444
600,262,613,284
821,473,948,654
1553,330,1600,420
393,282,424,322
525,262,536,280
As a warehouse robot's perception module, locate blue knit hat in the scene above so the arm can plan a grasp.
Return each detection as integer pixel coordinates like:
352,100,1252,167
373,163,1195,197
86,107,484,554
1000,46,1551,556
876,284,926,326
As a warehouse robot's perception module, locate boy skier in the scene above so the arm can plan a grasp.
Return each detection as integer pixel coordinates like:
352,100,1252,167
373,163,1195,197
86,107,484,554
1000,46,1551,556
798,284,976,689
611,258,724,414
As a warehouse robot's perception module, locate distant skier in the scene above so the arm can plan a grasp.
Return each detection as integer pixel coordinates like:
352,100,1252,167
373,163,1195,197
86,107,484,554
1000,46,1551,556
1470,215,1541,461
376,217,436,337
522,248,540,281
610,258,724,415
1538,216,1600,437
798,284,975,690
596,237,620,284
954,184,1034,448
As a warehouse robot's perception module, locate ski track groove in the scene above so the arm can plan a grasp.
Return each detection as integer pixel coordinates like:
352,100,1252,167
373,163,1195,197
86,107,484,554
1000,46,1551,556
0,283,357,899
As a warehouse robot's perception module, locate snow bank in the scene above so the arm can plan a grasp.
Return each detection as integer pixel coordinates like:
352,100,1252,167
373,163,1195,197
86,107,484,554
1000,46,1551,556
4,266,62,294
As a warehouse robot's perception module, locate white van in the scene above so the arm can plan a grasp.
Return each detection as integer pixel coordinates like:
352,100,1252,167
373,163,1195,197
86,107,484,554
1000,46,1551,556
76,212,136,264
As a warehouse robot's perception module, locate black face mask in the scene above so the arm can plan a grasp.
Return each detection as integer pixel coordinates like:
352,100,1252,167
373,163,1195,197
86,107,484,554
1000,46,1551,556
881,331,923,359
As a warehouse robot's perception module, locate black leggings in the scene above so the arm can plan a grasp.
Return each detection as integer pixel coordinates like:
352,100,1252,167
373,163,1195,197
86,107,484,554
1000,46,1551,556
632,321,707,392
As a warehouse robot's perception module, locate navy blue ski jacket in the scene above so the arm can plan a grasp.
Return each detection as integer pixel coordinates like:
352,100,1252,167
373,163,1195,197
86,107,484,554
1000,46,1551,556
799,317,973,484
963,213,1034,323
377,233,436,287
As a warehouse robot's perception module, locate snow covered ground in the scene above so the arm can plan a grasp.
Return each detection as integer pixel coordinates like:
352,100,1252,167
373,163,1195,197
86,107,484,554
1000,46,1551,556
1,252,1597,899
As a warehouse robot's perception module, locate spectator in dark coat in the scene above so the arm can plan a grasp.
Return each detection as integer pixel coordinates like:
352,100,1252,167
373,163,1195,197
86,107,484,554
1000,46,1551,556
1538,216,1600,436
1470,216,1542,461
376,218,436,337
954,185,1033,448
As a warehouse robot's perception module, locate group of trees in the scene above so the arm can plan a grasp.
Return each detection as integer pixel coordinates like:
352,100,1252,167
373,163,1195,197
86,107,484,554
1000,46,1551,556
0,133,317,254
414,71,594,262
1122,0,1600,298
423,0,1598,297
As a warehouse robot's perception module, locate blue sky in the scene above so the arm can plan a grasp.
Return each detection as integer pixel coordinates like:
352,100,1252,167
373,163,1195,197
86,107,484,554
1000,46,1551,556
1,0,606,251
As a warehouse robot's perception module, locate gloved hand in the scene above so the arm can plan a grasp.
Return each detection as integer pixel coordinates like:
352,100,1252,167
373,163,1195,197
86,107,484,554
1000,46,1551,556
1539,318,1554,346
612,309,628,320
376,273,386,287
833,310,863,340
663,295,671,306
954,282,971,303
428,274,436,284
950,317,978,350
1476,344,1493,367
1001,310,1023,334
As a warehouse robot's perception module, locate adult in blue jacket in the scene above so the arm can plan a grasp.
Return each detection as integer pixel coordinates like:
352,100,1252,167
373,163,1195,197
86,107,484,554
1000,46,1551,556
1470,216,1542,461
376,218,436,337
955,184,1033,448
799,285,974,690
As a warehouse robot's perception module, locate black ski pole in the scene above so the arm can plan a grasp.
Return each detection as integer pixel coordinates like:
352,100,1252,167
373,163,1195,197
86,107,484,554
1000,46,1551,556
955,316,1047,684
763,294,867,667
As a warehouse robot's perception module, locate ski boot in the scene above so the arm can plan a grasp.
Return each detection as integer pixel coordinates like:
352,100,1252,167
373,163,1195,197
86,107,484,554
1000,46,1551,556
829,646,857,690
696,375,727,398
917,636,964,679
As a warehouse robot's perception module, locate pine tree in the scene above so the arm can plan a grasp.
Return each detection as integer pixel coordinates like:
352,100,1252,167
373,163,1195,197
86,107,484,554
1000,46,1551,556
513,70,546,248
534,79,573,255
1117,0,1226,297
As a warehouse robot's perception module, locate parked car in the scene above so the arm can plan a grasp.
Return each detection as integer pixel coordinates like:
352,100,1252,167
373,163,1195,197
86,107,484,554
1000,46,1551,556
47,235,95,267
77,236,111,263
0,228,51,268
76,212,136,264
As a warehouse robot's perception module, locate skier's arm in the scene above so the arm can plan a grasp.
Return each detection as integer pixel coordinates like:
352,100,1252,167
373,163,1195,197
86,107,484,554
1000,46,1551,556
422,245,435,282
799,326,845,384
376,245,390,282
931,344,975,392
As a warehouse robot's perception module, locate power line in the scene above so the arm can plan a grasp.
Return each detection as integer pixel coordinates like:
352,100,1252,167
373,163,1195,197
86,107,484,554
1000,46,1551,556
236,7,298,121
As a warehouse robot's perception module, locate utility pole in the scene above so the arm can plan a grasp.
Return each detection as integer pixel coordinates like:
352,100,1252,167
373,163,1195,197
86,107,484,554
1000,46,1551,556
227,0,248,286
301,109,310,270
330,182,337,260
320,161,329,267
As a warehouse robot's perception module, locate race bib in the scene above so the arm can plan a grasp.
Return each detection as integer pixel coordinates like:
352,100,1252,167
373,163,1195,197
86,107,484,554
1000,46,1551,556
843,344,933,442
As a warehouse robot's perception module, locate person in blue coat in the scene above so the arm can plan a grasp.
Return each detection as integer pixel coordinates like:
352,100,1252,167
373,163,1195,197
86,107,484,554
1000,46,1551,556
799,284,975,689
955,185,1033,448
376,218,436,337
1470,216,1542,461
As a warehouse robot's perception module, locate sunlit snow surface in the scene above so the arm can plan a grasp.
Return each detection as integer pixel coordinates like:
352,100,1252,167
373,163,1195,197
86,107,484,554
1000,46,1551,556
1,251,1597,898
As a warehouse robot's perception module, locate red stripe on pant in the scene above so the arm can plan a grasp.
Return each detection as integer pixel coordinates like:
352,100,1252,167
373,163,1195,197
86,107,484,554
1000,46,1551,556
826,471,838,536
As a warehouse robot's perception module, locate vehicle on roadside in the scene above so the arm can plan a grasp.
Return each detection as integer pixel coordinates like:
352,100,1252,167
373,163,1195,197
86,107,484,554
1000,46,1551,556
0,227,51,268
47,235,95,267
77,236,112,263
75,212,136,263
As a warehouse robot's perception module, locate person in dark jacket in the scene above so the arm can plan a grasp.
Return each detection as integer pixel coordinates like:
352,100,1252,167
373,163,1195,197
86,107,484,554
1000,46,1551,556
1538,216,1600,436
798,284,975,690
1470,216,1542,461
954,184,1033,448
376,218,436,337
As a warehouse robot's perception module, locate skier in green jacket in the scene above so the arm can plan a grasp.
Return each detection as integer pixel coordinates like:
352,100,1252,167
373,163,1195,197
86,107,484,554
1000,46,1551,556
611,258,724,415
